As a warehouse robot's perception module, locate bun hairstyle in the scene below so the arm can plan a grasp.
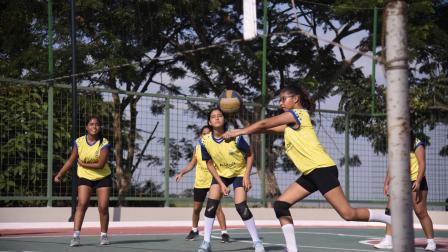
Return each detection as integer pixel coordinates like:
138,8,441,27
199,125,212,136
280,85,314,111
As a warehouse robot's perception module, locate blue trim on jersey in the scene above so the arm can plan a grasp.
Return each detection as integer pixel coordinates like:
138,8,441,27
211,132,225,143
287,110,301,129
100,143,111,151
85,135,98,146
200,142,211,161
236,136,250,155
414,141,425,151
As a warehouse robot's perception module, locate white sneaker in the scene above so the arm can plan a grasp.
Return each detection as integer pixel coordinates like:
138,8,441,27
100,234,110,245
254,240,265,252
425,241,437,251
374,238,392,249
69,237,80,247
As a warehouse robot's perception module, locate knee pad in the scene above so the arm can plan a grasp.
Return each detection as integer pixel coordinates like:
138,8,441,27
235,201,253,221
385,208,391,216
204,199,220,218
274,200,292,218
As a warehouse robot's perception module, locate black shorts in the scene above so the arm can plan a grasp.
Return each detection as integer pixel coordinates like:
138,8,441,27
78,175,112,189
211,176,243,188
193,188,210,202
296,166,340,195
412,176,428,191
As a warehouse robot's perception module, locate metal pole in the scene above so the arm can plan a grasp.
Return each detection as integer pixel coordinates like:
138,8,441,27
46,0,54,207
164,98,170,207
344,113,350,200
69,0,78,222
385,1,414,251
371,7,378,114
260,0,268,207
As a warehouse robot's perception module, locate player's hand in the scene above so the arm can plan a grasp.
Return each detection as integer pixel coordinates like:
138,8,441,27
243,176,252,192
220,183,230,196
54,174,62,183
175,173,182,183
412,181,420,192
383,183,389,196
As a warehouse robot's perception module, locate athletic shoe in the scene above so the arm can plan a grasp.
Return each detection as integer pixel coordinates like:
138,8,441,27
221,233,230,243
197,240,212,252
100,234,110,245
374,238,392,249
425,241,437,251
254,240,265,252
185,230,199,240
70,237,80,247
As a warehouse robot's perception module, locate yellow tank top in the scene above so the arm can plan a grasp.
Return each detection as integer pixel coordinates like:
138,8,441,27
410,138,425,181
200,132,249,178
194,144,213,188
75,135,111,180
284,109,336,175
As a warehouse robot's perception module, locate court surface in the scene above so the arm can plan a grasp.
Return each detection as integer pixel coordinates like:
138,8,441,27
1,225,447,252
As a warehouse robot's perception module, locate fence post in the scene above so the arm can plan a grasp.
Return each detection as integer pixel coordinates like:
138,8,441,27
164,97,170,207
344,112,350,201
46,0,54,207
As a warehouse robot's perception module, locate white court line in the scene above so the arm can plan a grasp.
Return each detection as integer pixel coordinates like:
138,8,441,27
210,232,382,252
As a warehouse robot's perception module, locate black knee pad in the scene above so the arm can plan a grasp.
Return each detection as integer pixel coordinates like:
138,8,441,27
204,199,220,218
235,201,253,221
385,208,391,216
274,200,292,218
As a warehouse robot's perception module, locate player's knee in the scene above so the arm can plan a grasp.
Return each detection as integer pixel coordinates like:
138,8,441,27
414,207,428,219
235,201,253,221
339,208,356,221
193,206,202,216
273,200,291,219
204,199,220,218
98,204,108,215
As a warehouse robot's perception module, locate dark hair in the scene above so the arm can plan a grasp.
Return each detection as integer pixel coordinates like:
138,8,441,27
199,125,211,136
207,108,228,129
280,85,314,110
86,116,103,146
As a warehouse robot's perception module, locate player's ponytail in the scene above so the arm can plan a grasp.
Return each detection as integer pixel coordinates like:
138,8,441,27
281,85,314,111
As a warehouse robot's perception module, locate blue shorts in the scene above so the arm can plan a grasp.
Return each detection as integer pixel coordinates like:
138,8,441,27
211,176,243,188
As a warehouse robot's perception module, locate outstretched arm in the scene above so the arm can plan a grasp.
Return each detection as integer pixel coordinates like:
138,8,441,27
175,151,198,182
226,112,295,138
54,147,78,182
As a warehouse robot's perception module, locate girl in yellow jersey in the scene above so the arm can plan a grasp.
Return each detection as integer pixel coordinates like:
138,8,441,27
225,86,391,252
54,116,112,247
197,108,265,252
375,133,436,251
175,125,229,242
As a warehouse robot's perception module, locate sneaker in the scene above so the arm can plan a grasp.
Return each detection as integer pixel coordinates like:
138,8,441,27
254,240,265,252
374,238,392,249
185,230,199,240
221,233,230,243
197,240,212,252
425,241,437,251
100,234,110,245
70,237,80,247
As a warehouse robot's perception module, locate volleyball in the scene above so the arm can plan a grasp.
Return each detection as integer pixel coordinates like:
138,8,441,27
218,89,242,113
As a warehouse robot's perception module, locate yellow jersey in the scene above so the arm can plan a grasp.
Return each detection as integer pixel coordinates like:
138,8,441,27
284,109,336,175
200,132,249,178
194,144,213,188
75,135,111,180
410,138,425,181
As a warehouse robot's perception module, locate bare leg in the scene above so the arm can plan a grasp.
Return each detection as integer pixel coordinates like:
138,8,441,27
413,190,434,239
192,201,203,228
74,185,92,231
96,186,110,233
216,204,227,231
324,186,370,221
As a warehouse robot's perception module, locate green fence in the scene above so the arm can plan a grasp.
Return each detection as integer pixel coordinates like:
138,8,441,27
1,80,447,207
